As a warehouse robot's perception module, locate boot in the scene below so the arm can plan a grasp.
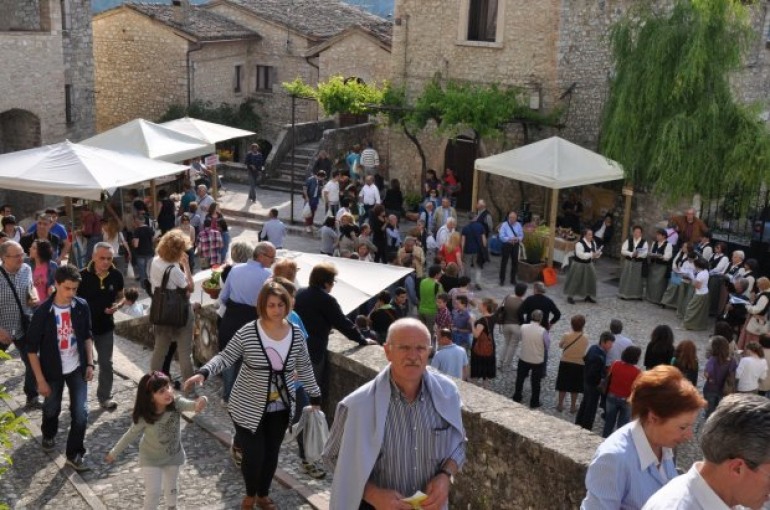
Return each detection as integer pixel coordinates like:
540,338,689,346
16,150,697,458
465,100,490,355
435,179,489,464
241,496,256,510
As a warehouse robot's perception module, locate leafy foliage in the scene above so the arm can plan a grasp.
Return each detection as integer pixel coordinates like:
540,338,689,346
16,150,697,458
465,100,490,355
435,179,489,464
0,349,31,492
282,76,386,116
281,78,316,100
157,98,261,134
600,0,770,203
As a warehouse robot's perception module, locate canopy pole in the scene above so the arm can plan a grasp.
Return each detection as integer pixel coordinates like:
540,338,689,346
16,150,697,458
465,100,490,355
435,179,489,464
471,168,480,213
621,184,634,251
150,180,157,221
211,165,219,198
547,188,558,268
64,197,74,241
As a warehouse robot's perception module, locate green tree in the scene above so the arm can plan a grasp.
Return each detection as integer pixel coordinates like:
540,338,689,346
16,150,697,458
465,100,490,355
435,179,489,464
157,98,261,136
0,350,31,510
600,0,770,203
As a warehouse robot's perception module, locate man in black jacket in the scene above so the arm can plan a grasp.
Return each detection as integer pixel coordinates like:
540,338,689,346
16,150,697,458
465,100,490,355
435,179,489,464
294,262,377,398
518,282,561,330
575,331,615,431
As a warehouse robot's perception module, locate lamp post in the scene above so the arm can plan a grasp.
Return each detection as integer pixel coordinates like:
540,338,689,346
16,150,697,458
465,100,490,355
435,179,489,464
290,94,297,224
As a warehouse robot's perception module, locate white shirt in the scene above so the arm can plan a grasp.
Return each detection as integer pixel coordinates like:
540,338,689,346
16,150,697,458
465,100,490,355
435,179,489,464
641,462,730,510
710,254,729,275
621,237,648,258
359,184,380,205
54,303,80,375
736,355,768,392
323,180,340,204
606,334,633,366
575,238,597,261
694,269,709,295
594,222,607,240
149,258,187,291
436,225,454,248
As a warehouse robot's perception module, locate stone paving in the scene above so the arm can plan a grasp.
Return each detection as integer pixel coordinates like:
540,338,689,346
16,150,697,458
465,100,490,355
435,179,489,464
1,185,719,507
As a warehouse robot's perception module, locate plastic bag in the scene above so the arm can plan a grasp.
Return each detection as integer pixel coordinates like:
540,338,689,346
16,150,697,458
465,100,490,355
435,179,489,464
289,407,329,462
126,263,135,279
302,202,313,219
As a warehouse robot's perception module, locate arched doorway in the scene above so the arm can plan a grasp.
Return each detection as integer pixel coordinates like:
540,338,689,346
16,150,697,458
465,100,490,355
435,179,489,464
444,135,477,211
0,109,41,154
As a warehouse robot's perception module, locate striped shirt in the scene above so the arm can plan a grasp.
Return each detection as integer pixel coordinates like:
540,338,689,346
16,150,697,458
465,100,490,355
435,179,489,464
199,320,320,432
325,378,465,500
0,263,33,341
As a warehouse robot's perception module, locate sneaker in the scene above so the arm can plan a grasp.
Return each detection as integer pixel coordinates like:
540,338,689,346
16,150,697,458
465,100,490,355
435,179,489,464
41,437,55,452
26,396,43,409
65,453,90,472
99,399,118,411
301,460,327,479
567,297,576,304
585,296,597,303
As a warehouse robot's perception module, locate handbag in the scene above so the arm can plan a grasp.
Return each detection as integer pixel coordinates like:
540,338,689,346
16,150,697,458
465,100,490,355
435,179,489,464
472,318,494,357
0,266,31,337
745,315,769,336
149,265,190,327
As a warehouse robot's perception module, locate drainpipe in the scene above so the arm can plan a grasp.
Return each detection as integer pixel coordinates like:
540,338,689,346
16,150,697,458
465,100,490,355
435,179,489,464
187,42,203,106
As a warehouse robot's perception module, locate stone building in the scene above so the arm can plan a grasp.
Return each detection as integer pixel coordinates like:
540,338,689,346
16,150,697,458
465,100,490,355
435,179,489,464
385,0,770,222
0,0,96,213
93,0,392,144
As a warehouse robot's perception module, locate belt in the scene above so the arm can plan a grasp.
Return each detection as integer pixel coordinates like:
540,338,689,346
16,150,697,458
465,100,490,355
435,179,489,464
572,257,592,264
624,257,644,262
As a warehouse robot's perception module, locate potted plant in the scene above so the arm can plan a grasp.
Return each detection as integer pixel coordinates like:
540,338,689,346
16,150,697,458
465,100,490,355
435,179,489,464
201,265,223,299
518,233,546,282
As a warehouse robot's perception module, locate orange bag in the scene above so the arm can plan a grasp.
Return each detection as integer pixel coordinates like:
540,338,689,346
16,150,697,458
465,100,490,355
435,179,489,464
542,267,558,286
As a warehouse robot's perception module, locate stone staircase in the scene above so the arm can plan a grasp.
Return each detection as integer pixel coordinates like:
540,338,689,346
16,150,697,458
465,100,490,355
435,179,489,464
262,141,320,193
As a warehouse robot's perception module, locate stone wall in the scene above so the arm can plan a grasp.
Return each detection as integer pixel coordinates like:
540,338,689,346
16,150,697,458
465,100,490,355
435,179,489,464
62,0,96,141
318,31,391,85
204,2,320,144
313,123,377,174
264,119,337,176
93,8,189,132
116,308,602,509
0,0,42,31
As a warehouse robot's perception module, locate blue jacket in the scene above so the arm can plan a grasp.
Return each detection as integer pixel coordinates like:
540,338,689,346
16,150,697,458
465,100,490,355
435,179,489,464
26,295,92,381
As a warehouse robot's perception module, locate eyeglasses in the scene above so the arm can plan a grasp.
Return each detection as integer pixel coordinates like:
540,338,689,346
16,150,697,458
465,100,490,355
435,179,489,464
3,253,23,259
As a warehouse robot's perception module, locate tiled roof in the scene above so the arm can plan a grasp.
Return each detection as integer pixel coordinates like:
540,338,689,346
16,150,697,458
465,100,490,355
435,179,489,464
225,0,392,45
126,2,260,41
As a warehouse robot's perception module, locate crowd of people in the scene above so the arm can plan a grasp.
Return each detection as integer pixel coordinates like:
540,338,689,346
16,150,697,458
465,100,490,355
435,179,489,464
6,162,770,510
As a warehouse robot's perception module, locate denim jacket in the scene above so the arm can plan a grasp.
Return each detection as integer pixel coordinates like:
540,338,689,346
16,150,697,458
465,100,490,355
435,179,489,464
26,295,92,381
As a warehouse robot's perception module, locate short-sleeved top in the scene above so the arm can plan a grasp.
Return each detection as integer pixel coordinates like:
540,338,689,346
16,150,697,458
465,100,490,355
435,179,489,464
78,266,124,335
133,225,155,256
54,303,80,375
461,222,485,254
607,361,641,398
323,180,340,203
431,344,468,379
150,258,187,292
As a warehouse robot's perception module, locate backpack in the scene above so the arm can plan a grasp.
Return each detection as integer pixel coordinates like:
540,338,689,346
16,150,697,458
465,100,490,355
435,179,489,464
472,317,494,357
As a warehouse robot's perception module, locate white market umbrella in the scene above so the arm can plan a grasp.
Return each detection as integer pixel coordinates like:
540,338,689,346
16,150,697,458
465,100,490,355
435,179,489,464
160,117,255,144
0,140,188,201
80,118,215,162
193,251,414,314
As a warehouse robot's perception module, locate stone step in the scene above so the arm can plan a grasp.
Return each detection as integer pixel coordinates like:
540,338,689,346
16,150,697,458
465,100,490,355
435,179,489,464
222,207,319,234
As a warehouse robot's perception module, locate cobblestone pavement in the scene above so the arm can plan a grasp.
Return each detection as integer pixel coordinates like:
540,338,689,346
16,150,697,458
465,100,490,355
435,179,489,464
1,186,718,507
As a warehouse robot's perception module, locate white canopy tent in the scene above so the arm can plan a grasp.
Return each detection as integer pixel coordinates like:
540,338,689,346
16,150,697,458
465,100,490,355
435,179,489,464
160,117,255,144
473,136,625,267
193,251,414,315
0,140,187,201
80,118,215,162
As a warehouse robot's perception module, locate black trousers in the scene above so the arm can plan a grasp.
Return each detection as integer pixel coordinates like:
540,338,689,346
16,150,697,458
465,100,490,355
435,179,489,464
235,410,290,497
500,243,520,284
512,359,544,407
576,385,601,430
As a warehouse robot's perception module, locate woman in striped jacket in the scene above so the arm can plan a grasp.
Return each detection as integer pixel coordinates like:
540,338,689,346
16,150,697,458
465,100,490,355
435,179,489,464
185,282,321,510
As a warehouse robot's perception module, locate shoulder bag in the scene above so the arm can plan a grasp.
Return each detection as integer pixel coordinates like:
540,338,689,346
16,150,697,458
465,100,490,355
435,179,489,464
561,333,583,354
149,265,190,327
472,317,494,357
0,266,30,337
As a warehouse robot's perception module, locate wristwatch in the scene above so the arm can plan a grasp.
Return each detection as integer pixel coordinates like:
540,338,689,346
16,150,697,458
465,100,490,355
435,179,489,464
437,467,454,484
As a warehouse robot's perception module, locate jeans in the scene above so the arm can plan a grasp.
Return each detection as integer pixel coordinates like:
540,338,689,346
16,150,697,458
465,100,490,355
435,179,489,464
248,171,259,201
603,393,631,438
42,369,89,459
221,359,242,403
2,338,38,400
134,255,152,285
512,359,544,408
576,385,601,431
703,389,722,420
150,305,195,381
92,331,114,403
235,410,290,497
142,465,179,510
499,242,520,284
220,231,231,262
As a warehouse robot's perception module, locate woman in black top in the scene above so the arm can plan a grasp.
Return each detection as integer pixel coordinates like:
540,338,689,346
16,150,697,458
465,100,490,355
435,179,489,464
156,189,176,234
383,179,404,218
643,324,675,370
369,204,388,264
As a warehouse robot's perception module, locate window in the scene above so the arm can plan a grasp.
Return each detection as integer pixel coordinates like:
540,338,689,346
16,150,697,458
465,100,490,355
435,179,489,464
65,85,73,124
233,65,242,93
255,65,275,92
467,0,498,42
61,0,70,33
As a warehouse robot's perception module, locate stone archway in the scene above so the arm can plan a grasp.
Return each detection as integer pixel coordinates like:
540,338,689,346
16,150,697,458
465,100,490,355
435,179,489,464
0,109,41,154
443,135,477,211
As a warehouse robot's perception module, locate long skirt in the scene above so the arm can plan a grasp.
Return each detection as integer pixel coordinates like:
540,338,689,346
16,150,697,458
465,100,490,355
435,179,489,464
707,275,724,316
645,264,668,304
555,361,584,393
661,281,683,309
564,262,597,299
470,353,496,380
683,293,710,331
676,284,695,319
618,260,645,299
